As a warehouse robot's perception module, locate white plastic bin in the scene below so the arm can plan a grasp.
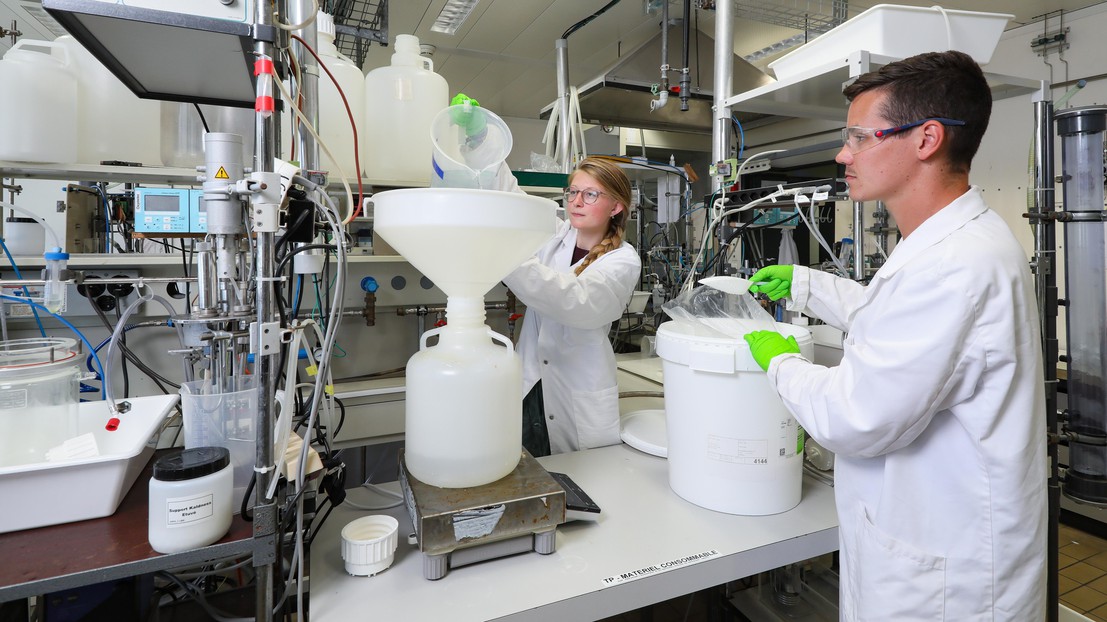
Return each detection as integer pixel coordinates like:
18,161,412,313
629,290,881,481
656,320,812,515
809,324,844,367
768,4,1013,79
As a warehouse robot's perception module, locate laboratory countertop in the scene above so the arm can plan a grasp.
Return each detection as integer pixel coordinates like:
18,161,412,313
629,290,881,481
310,443,840,622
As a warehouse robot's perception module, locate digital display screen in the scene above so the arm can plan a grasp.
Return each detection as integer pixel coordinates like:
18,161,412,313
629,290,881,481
145,194,182,213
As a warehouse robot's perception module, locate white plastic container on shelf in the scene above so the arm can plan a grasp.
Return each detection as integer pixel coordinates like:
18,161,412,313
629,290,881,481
55,35,161,166
0,40,77,163
316,11,365,181
656,320,812,515
363,34,448,184
768,4,1013,79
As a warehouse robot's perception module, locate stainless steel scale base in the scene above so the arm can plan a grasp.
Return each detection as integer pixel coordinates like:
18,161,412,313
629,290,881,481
399,449,566,580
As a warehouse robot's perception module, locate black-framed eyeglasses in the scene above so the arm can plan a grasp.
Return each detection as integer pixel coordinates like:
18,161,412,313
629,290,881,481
564,187,608,205
840,117,967,154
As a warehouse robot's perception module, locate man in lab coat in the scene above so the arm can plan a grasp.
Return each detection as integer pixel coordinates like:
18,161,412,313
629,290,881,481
743,51,1047,620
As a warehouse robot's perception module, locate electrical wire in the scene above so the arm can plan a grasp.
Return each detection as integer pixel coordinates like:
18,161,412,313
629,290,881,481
288,33,365,222
274,47,355,224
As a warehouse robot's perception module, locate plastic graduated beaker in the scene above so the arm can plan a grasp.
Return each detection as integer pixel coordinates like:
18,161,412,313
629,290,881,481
430,104,512,190
180,376,257,512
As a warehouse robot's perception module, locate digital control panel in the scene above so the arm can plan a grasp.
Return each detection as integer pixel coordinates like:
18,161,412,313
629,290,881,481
190,188,207,233
135,187,206,234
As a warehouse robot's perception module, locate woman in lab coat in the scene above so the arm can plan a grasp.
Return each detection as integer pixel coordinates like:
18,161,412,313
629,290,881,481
744,51,1046,620
503,157,641,456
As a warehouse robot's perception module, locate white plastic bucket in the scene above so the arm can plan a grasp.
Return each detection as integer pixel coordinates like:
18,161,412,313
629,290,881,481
363,34,448,184
4,217,45,256
656,320,812,515
430,104,512,189
0,40,76,163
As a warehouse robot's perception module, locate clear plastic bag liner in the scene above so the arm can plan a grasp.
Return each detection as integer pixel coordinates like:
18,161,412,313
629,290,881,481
661,285,777,339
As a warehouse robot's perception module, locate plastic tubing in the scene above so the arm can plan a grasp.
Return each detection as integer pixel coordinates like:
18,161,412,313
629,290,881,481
104,291,178,413
0,201,61,250
0,293,105,397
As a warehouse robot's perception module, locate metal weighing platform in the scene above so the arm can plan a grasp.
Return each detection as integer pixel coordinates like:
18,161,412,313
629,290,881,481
399,450,566,580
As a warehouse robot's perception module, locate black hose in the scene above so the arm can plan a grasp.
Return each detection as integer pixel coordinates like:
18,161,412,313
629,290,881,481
562,0,623,39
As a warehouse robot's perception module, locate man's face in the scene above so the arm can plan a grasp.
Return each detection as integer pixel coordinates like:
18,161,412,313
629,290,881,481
835,90,915,204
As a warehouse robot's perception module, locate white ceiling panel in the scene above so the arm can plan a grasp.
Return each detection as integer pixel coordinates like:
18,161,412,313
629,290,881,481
3,0,1101,123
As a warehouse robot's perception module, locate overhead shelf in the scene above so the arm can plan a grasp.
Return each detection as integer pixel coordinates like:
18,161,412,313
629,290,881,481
723,50,1042,122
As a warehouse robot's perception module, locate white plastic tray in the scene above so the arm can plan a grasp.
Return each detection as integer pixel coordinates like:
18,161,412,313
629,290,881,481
0,394,178,533
768,4,1013,79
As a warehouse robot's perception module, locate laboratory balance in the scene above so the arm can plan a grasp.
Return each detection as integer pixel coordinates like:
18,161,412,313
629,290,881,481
399,449,566,580
372,186,567,580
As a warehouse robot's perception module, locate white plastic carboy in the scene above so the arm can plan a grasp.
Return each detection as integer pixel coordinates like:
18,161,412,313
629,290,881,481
371,188,557,488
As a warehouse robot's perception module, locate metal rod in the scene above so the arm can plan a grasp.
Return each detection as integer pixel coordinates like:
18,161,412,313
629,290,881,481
711,0,734,196
1033,95,1059,622
254,2,279,620
290,0,319,172
852,201,864,280
555,39,571,173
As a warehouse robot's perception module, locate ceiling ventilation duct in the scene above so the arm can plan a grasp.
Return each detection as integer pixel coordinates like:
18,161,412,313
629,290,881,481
543,23,775,134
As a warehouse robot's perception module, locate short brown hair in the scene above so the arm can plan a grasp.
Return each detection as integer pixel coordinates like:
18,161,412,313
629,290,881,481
843,50,991,173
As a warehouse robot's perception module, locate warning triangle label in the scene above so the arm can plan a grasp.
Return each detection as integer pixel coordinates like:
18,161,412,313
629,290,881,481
215,166,230,179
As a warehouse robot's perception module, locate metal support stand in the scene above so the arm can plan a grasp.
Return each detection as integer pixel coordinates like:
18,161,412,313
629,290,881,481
1030,94,1059,622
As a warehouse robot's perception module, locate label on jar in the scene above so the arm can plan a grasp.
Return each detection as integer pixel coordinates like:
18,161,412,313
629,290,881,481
165,493,215,527
0,388,28,409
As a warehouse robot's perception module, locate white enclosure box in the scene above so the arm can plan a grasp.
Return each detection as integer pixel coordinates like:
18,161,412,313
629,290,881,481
768,4,1013,79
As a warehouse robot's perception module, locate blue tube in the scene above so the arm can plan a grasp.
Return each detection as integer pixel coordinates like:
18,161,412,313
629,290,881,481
0,293,105,399
0,237,47,337
732,116,746,159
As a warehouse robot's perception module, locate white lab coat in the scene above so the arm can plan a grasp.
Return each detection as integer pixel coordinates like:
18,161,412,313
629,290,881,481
503,220,641,454
768,188,1046,621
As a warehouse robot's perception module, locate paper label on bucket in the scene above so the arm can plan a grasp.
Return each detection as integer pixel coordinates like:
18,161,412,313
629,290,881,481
166,493,215,527
706,416,800,465
708,435,769,465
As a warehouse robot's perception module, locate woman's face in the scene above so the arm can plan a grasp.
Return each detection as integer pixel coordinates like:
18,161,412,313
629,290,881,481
565,172,623,237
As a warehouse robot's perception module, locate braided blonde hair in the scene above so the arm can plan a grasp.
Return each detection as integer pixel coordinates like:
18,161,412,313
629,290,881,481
572,157,633,276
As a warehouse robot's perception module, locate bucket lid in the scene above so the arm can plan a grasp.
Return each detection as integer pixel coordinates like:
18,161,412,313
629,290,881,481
0,337,78,370
5,216,37,223
656,320,810,374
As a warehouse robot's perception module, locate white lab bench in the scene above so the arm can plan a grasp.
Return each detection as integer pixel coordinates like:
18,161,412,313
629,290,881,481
310,358,840,621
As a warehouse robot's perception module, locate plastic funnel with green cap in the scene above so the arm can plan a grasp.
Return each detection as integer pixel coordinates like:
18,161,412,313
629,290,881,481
431,93,512,189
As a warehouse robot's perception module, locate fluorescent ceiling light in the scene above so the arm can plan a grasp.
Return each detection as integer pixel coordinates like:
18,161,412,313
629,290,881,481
430,0,479,35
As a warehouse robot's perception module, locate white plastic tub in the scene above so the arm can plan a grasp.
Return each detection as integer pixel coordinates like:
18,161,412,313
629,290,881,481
0,394,178,533
809,324,844,367
656,320,812,515
768,4,1013,79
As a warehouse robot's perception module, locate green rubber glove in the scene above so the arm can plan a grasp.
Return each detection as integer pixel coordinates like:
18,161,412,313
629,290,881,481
449,92,487,138
744,330,800,371
748,264,794,301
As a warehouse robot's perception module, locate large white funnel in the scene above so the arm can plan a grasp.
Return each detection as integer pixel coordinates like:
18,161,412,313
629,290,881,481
372,188,557,298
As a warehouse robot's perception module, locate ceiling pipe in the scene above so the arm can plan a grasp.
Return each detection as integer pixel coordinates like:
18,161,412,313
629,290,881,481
679,0,692,111
649,0,671,112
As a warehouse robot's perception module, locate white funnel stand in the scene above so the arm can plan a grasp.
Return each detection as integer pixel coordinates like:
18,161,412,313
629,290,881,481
373,188,557,488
